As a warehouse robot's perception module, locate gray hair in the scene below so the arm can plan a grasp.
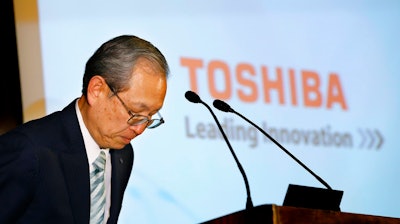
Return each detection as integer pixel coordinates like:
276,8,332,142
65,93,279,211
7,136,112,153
82,35,169,95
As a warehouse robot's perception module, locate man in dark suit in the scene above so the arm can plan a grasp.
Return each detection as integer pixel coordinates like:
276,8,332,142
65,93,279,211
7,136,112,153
0,34,169,224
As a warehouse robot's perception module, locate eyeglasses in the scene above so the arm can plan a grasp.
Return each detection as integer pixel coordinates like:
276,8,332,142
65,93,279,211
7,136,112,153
107,83,165,129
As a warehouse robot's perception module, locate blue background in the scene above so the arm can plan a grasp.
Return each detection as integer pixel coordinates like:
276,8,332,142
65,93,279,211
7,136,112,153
35,1,400,223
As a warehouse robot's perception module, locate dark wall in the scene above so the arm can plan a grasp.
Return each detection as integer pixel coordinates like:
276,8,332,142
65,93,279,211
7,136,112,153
0,0,23,134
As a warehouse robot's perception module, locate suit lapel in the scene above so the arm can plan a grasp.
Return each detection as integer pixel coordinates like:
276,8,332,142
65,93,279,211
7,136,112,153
108,150,124,223
107,147,133,223
61,152,90,223
59,99,91,223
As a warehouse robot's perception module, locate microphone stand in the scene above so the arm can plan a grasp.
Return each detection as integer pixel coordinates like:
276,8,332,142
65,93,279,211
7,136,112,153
185,91,254,210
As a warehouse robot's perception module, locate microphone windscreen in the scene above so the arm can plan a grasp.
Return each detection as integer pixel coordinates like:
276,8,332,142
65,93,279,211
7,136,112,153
185,91,201,103
213,99,231,112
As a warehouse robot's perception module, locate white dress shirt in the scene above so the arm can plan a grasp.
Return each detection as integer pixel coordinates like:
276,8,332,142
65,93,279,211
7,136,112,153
75,99,112,224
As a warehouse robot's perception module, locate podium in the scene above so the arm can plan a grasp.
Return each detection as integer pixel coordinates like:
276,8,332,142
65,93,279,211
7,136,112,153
200,204,400,224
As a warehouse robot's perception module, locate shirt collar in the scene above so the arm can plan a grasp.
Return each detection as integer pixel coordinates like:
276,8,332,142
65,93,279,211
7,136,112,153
75,98,109,164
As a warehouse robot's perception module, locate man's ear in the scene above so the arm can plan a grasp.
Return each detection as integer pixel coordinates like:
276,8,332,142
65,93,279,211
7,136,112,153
87,75,107,105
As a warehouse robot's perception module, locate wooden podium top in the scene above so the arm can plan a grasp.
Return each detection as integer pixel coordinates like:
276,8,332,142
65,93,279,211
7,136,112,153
201,204,400,224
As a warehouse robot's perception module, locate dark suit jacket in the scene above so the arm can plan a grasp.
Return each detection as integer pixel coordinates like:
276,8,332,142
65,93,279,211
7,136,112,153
0,99,134,224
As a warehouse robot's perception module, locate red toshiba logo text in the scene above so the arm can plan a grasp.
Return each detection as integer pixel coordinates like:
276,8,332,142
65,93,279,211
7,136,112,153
180,57,348,110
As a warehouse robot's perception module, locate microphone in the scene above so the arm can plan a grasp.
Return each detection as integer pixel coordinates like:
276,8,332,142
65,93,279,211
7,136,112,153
213,99,333,190
184,91,254,210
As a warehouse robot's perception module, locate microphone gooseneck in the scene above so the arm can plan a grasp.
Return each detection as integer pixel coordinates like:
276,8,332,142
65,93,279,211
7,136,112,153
213,99,333,190
185,91,254,210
